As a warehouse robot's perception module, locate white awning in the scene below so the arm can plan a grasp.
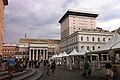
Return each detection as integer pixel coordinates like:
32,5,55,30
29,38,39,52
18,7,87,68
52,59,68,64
69,49,78,56
62,52,69,57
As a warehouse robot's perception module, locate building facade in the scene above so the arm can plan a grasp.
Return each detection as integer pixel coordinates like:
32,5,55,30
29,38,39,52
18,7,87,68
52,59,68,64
0,0,8,56
19,38,60,61
59,10,114,62
2,43,19,60
60,28,113,53
59,10,98,39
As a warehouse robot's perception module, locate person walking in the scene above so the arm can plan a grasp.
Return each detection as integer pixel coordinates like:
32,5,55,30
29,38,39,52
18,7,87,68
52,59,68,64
46,61,50,76
50,60,56,76
5,56,16,79
83,61,89,77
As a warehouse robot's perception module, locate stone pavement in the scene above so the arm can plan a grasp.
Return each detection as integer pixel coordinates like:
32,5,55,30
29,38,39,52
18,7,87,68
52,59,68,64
39,65,106,80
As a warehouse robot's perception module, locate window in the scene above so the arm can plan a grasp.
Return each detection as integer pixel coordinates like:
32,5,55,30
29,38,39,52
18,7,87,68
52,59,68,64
93,46,95,50
87,37,89,41
87,46,89,50
98,46,100,48
108,38,110,40
103,38,105,42
81,46,84,49
98,37,100,42
92,37,94,41
76,46,78,49
81,37,83,41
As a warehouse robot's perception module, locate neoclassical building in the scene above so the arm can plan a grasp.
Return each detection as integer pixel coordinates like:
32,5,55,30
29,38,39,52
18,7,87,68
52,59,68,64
0,0,8,56
19,38,60,61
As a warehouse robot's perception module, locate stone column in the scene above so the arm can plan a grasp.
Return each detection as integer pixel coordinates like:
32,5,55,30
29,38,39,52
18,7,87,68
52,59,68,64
33,49,34,60
38,50,40,61
46,50,48,60
39,50,41,61
36,49,38,60
43,50,45,60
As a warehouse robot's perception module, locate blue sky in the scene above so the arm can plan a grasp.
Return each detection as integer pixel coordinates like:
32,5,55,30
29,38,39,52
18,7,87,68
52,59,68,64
4,0,120,43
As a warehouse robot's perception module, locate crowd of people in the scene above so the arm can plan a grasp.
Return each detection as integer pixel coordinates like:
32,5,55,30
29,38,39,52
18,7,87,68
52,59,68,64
4,56,56,79
4,56,120,80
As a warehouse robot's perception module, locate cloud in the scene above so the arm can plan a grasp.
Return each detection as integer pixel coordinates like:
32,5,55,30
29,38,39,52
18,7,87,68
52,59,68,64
4,0,120,43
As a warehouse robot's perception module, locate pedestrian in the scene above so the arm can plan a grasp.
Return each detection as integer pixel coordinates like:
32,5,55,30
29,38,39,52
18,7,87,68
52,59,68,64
46,61,50,76
83,61,89,77
38,60,41,68
43,60,48,71
50,60,56,76
29,60,32,68
5,56,16,79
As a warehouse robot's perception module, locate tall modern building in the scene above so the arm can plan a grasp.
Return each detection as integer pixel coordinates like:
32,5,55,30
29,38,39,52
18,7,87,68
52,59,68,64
59,10,114,61
59,10,98,39
0,0,8,56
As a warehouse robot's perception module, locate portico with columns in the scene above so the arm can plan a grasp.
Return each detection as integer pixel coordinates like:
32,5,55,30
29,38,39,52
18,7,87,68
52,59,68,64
29,43,49,61
29,48,48,61
19,38,60,61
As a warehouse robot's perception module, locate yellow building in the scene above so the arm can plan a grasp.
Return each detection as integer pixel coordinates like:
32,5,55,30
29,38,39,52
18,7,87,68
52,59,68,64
0,0,8,56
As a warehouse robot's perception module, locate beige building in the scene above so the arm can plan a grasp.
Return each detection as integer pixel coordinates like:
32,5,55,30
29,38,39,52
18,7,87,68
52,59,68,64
0,0,8,56
59,10,98,39
19,38,60,61
59,10,114,62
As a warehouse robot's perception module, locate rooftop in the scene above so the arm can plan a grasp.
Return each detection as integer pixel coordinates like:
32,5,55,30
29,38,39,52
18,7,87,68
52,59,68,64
59,10,98,23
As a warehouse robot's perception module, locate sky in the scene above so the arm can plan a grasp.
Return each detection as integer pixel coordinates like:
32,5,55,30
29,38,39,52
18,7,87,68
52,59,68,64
4,0,120,43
